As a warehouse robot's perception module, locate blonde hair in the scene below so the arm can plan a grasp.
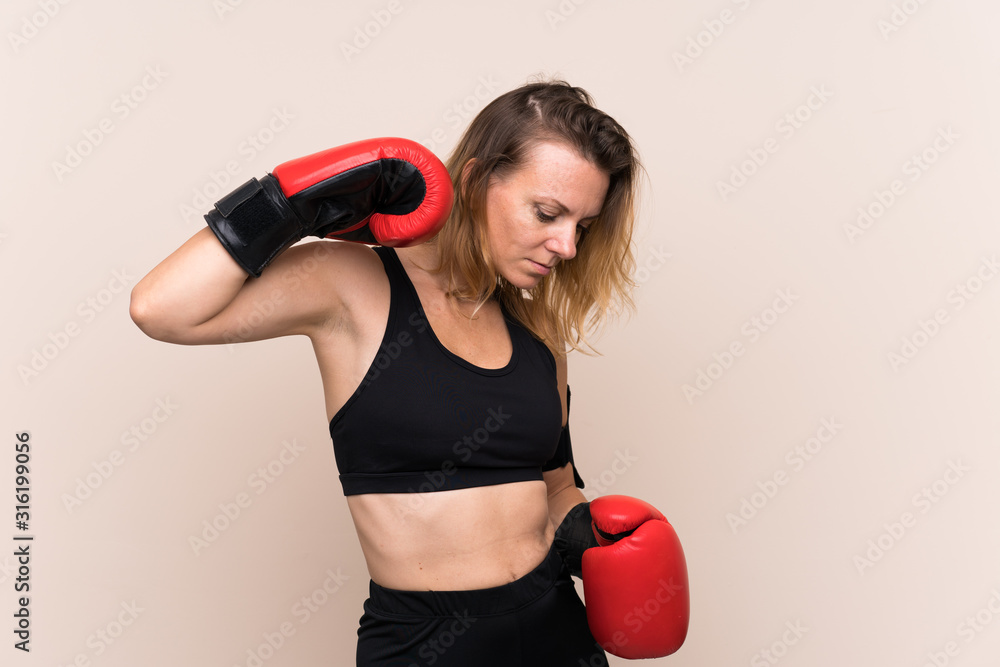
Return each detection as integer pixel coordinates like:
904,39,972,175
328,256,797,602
429,78,641,357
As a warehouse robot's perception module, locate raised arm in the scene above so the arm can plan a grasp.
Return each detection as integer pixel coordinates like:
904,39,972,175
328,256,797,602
130,137,454,346
129,230,359,345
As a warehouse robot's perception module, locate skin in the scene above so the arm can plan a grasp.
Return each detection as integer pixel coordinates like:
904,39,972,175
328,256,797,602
130,140,610,591
481,140,607,288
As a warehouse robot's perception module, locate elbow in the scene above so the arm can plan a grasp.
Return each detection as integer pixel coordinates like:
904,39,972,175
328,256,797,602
129,284,171,342
128,284,157,338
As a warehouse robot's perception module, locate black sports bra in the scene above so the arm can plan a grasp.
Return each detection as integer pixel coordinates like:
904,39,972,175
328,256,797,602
328,245,584,496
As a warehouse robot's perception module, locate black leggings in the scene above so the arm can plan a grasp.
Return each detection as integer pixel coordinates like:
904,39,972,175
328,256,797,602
355,543,609,666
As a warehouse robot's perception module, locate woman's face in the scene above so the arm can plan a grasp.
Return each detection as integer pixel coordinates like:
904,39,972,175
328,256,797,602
483,141,610,289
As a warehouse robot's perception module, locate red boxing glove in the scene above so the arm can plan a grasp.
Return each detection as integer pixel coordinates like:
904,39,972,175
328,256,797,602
271,138,452,246
205,137,453,277
582,495,690,659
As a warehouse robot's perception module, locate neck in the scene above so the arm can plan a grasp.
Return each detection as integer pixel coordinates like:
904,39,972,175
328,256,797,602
395,242,477,303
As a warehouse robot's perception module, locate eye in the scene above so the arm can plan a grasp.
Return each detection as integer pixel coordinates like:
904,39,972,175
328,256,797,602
535,207,557,223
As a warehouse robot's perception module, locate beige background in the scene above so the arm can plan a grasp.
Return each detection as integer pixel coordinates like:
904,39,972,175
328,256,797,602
3,0,1000,665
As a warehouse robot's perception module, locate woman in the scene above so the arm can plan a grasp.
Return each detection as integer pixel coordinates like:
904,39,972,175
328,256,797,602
131,80,685,665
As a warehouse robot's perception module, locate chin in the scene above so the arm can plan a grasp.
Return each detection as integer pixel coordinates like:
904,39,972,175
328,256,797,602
499,269,540,290
513,274,544,290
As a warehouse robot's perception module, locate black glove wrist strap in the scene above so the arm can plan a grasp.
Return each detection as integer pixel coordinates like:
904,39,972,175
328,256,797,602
204,175,304,277
553,501,599,579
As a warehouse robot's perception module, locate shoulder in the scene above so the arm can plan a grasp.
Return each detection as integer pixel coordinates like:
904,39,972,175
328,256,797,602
286,239,387,296
276,237,384,278
284,240,389,333
536,315,567,369
303,238,385,273
555,346,568,426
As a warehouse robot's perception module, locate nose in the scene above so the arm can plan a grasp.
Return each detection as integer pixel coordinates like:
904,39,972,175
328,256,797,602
545,221,578,261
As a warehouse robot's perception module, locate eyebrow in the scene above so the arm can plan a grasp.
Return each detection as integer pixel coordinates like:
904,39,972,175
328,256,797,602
539,196,602,222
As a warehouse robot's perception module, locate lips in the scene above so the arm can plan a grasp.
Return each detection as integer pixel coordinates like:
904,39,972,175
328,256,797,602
528,259,553,275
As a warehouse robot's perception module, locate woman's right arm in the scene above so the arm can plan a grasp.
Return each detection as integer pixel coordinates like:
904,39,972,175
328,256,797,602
129,228,352,345
130,137,454,346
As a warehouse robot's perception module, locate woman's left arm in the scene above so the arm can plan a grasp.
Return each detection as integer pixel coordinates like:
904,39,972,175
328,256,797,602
541,349,690,659
543,351,588,530
545,464,587,531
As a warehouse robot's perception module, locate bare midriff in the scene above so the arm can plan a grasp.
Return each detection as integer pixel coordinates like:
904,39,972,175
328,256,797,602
345,480,555,591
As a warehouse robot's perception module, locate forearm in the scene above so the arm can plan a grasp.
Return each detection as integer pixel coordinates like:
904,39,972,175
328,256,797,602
548,485,595,578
